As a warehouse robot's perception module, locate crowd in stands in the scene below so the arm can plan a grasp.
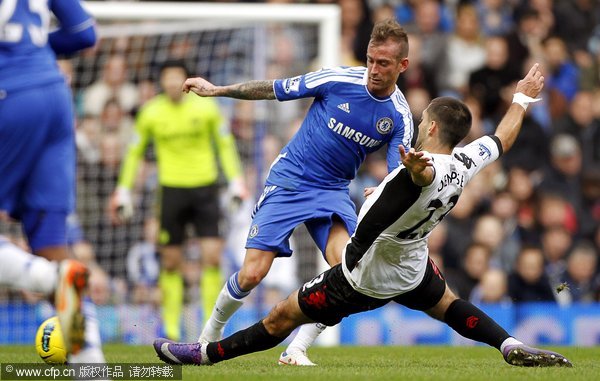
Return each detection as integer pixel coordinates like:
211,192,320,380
1,0,599,309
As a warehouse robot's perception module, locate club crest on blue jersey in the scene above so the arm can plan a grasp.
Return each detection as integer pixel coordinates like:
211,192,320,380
249,224,259,238
283,76,301,94
376,117,393,135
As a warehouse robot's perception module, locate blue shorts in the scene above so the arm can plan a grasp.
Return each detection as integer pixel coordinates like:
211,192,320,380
0,82,75,249
246,186,357,257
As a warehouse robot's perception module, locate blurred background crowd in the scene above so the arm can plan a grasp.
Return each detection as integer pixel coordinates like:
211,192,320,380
1,0,599,313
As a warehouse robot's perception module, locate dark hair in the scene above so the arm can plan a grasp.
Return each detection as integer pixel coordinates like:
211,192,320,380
427,97,472,147
369,18,409,59
159,59,190,77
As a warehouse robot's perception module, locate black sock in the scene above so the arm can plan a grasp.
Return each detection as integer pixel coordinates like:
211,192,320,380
206,321,285,363
444,299,510,350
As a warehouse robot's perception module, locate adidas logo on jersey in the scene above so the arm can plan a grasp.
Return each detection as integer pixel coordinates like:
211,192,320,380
337,102,350,113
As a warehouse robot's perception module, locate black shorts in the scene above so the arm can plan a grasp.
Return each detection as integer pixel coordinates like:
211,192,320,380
297,257,446,327
157,185,221,245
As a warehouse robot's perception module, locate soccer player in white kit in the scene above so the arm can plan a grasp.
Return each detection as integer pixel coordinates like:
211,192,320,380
155,63,572,368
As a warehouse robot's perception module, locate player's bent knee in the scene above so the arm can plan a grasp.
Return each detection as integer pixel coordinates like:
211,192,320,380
237,269,267,290
239,249,275,290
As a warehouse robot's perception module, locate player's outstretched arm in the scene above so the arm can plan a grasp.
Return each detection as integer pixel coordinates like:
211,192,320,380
182,77,276,100
494,63,544,153
400,145,434,187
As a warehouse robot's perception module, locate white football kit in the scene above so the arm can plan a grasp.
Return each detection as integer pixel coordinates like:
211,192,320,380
342,135,502,299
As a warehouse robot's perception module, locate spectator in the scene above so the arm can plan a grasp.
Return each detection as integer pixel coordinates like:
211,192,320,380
83,54,139,117
403,0,449,97
396,35,437,97
536,192,579,237
505,8,546,72
489,191,522,269
542,36,579,118
472,214,513,271
552,0,599,54
553,91,600,171
581,169,600,238
475,0,514,37
560,241,600,303
397,0,453,33
339,0,369,66
446,243,492,300
469,35,520,122
405,86,433,127
470,268,512,305
438,2,486,96
508,246,556,303
98,98,134,154
506,167,539,239
539,134,583,225
541,225,573,286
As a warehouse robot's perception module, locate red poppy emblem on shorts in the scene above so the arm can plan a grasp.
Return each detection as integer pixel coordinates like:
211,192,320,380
302,286,328,309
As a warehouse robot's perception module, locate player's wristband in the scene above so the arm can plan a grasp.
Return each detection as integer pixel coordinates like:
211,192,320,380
512,92,541,111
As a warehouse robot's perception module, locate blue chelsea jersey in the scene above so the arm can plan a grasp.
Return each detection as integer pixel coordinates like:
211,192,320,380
0,0,94,93
269,66,413,190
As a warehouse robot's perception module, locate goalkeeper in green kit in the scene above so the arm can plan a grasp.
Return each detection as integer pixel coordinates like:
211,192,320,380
109,59,246,340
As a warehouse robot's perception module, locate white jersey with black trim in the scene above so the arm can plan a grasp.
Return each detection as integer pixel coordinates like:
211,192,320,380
269,66,413,191
341,135,503,298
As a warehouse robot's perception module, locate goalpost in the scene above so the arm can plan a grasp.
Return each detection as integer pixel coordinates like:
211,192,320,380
84,1,341,70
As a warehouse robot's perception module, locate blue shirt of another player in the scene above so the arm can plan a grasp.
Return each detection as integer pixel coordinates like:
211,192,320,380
0,0,95,93
270,66,413,191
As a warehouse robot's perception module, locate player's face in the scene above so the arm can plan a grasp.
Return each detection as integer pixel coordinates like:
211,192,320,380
366,39,408,98
161,67,187,101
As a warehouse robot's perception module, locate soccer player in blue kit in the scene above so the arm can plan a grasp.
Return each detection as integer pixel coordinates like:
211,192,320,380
168,19,413,365
0,0,105,363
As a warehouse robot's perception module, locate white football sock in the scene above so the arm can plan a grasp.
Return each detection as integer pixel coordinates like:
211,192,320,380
500,337,523,354
0,239,57,294
286,323,327,354
199,285,245,342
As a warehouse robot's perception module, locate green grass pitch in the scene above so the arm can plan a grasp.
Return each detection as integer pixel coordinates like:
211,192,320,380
0,344,598,381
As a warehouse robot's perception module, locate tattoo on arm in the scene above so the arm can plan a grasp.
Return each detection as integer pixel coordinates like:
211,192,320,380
221,80,276,100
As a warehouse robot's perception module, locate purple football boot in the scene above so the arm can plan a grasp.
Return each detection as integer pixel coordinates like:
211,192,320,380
153,338,204,365
503,344,572,367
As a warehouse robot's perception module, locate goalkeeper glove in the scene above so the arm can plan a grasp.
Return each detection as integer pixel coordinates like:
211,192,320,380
110,186,134,224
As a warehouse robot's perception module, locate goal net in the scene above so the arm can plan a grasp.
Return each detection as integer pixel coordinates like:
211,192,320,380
0,1,340,344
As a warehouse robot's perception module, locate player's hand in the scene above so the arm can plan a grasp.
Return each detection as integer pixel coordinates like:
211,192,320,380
400,145,434,187
182,77,217,96
225,177,250,213
515,63,544,99
400,145,433,173
227,177,249,211
364,187,376,198
108,187,134,225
